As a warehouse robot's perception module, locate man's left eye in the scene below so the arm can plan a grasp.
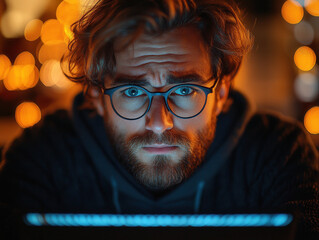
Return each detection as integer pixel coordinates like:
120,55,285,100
174,86,194,96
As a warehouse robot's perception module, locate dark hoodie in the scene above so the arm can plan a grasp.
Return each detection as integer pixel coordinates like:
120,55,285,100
0,90,319,237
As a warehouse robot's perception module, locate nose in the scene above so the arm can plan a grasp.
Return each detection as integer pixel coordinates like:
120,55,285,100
145,96,174,134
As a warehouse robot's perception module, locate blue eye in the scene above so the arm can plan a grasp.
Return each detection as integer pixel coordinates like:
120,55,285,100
174,86,194,96
123,87,144,97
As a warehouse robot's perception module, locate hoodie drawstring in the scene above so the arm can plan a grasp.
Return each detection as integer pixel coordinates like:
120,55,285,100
194,181,205,213
111,178,122,213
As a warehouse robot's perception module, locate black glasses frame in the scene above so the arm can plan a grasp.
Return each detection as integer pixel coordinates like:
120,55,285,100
103,80,219,120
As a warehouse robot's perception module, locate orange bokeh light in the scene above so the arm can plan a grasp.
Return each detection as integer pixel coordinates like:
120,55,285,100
3,64,39,91
0,54,12,80
304,106,319,134
14,51,35,65
40,59,73,89
294,46,317,71
4,66,21,91
281,0,304,24
41,19,65,44
40,60,59,87
38,42,68,64
24,19,43,41
56,0,80,26
15,102,42,128
305,0,319,16
20,65,39,89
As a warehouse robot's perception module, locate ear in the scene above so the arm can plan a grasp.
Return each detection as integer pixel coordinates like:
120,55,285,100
215,78,231,116
88,87,105,116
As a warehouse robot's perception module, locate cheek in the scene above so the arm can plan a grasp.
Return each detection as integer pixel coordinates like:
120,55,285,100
104,96,146,136
176,94,216,130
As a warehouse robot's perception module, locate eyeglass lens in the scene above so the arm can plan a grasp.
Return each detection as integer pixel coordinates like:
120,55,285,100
111,85,207,119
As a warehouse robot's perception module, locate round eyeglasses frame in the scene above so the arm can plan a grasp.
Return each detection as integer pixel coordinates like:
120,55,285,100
103,79,219,120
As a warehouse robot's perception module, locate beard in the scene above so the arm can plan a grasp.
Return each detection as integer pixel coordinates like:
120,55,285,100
105,118,217,192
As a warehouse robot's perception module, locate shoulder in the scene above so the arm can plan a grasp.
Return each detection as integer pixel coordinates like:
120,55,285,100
236,111,319,203
235,111,319,205
241,112,318,167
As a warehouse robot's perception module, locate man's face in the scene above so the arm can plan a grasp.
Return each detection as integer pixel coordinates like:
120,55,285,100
95,27,228,191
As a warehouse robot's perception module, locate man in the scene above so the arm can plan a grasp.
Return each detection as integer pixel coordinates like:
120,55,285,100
0,0,318,239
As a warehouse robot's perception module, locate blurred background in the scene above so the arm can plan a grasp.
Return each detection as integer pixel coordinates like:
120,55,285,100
0,0,318,149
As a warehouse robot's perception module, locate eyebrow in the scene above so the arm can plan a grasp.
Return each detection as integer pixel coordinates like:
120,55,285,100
111,73,209,87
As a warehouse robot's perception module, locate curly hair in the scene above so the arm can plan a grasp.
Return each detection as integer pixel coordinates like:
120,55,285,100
64,0,253,92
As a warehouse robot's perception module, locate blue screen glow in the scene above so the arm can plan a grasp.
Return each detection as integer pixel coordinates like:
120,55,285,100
24,213,293,228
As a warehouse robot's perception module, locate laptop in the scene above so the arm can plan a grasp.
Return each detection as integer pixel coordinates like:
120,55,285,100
16,213,297,240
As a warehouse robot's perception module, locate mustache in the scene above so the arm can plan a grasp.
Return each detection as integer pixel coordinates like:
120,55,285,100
127,129,191,148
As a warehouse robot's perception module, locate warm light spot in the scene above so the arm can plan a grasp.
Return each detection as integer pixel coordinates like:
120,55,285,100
41,19,65,44
14,51,35,65
0,10,29,38
24,19,43,41
64,0,80,4
40,60,58,87
20,65,39,89
38,42,68,64
0,0,51,38
56,0,80,26
52,61,74,89
3,64,39,91
0,54,12,80
281,0,304,24
15,102,41,128
40,59,73,89
63,25,74,42
294,46,317,71
304,106,319,134
4,65,22,91
305,0,319,16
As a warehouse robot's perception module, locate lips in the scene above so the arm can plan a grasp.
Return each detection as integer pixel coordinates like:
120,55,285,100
142,144,178,154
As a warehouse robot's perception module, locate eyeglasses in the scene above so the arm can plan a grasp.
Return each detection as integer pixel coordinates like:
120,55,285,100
103,80,218,120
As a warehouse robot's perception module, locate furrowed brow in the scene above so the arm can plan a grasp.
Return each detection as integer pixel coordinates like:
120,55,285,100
167,73,208,85
110,73,209,87
110,75,149,87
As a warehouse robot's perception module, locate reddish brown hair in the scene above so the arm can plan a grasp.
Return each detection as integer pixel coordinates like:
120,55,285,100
65,0,253,92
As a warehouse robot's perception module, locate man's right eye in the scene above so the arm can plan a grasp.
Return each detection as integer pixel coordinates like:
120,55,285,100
123,87,144,97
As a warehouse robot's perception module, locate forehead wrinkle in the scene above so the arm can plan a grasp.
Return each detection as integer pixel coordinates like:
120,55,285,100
132,45,189,56
129,55,188,67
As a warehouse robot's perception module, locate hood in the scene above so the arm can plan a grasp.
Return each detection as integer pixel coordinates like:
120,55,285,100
71,89,254,214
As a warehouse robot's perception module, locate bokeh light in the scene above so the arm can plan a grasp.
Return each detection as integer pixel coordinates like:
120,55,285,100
40,60,59,87
3,66,22,91
3,65,39,91
38,42,68,64
294,73,319,102
304,106,319,134
24,19,43,41
41,19,65,44
15,102,41,128
0,0,50,38
0,55,12,80
40,59,74,89
281,0,304,24
305,0,319,16
294,46,317,71
56,0,80,26
293,21,314,45
3,52,39,91
0,10,29,38
63,25,74,42
14,51,35,65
